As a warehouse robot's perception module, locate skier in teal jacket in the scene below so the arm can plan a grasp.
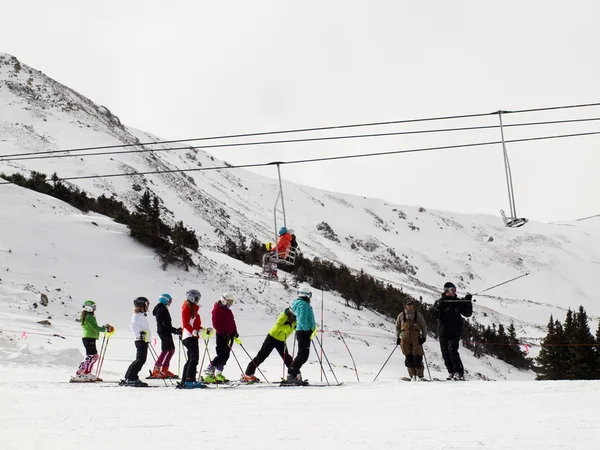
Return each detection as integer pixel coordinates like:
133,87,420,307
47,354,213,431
286,284,316,384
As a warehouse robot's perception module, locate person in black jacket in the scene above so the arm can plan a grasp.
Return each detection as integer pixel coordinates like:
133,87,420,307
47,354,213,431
151,293,182,379
432,282,473,381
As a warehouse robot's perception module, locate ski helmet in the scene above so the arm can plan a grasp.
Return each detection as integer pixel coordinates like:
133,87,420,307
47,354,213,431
186,289,201,304
134,297,150,308
159,293,172,306
443,282,456,292
82,300,96,313
404,299,416,307
221,292,235,306
297,284,312,300
279,226,288,236
287,228,295,235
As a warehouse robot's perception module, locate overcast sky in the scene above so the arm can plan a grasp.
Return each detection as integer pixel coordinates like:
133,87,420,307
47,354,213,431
2,1,599,222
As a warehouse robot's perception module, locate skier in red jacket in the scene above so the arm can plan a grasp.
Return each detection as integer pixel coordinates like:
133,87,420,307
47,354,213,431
203,293,238,383
179,289,206,389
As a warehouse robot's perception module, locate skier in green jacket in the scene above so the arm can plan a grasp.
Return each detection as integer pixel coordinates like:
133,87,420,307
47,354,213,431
241,308,297,382
73,300,114,382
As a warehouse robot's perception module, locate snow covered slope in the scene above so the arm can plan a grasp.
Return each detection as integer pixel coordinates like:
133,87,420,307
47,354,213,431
1,53,599,378
0,182,523,382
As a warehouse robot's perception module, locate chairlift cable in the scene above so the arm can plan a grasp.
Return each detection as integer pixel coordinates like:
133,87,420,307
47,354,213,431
1,102,600,160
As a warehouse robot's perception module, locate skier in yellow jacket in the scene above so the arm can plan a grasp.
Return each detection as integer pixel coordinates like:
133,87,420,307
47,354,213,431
241,308,297,382
395,299,428,381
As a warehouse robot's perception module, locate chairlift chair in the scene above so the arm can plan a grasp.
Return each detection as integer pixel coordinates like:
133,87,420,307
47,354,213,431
495,110,528,228
269,162,297,266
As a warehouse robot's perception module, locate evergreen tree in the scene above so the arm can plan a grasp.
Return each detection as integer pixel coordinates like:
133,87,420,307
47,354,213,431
569,306,599,379
505,323,531,369
537,315,562,380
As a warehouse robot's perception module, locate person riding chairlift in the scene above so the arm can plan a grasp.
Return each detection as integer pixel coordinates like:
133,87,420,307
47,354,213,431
262,242,278,278
274,227,293,260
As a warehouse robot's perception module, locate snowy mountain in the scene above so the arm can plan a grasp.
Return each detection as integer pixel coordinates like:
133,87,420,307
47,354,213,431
1,52,599,384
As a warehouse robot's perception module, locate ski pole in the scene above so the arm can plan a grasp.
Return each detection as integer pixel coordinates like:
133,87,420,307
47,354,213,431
312,339,331,385
282,346,287,381
199,335,208,372
229,343,245,378
178,336,181,378
95,332,107,378
148,344,169,386
423,348,432,381
441,273,531,303
238,342,270,383
338,330,359,382
475,272,530,295
314,335,339,384
202,329,219,388
373,344,398,382
320,289,324,382
96,329,114,378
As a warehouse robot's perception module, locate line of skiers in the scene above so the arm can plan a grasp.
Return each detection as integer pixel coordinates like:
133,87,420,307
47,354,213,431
75,280,472,386
74,283,317,388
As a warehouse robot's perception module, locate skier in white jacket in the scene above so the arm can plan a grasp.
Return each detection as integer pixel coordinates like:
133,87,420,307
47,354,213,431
122,297,152,387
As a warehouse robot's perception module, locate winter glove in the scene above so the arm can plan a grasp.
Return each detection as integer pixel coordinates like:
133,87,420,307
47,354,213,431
140,330,148,342
104,324,114,333
201,328,215,340
192,329,199,337
233,333,242,345
464,293,473,302
310,327,319,340
418,336,426,345
396,337,401,345
175,327,183,336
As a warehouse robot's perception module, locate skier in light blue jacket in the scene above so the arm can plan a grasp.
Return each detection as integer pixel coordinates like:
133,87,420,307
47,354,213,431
286,284,317,384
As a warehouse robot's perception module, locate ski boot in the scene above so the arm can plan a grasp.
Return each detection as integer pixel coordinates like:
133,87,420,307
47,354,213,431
283,373,307,386
241,374,259,384
182,380,205,389
202,365,217,383
215,371,228,383
120,379,148,387
162,366,178,379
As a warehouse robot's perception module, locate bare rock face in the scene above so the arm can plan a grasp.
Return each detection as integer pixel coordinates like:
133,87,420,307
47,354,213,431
37,319,51,326
40,293,49,306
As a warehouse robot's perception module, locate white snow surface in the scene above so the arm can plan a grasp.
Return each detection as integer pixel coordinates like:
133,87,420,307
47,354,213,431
1,53,600,449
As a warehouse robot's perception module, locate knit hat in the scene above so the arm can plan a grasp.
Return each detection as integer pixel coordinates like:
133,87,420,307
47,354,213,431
443,282,456,292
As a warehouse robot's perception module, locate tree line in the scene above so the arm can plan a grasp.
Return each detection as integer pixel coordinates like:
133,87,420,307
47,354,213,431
536,306,600,380
1,171,198,270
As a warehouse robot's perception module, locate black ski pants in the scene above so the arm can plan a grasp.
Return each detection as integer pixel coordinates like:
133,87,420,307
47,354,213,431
289,330,311,377
124,340,148,381
439,335,464,376
82,338,98,356
182,337,200,383
210,333,232,371
159,332,175,352
245,334,293,376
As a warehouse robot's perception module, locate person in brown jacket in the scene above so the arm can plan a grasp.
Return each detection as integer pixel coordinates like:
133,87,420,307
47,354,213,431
395,299,428,381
